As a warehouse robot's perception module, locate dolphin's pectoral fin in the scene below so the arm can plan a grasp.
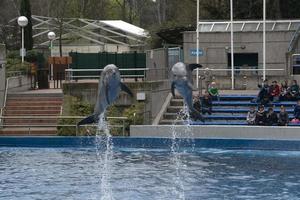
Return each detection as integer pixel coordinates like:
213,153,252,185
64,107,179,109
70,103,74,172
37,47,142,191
171,81,176,97
188,63,203,71
120,83,133,97
77,114,98,127
105,85,110,104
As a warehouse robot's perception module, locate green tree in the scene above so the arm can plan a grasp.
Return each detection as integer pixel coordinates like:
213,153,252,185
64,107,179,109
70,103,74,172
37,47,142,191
20,0,33,50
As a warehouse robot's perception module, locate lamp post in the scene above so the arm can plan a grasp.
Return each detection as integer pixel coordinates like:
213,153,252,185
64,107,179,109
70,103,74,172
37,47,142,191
17,16,28,63
48,31,56,80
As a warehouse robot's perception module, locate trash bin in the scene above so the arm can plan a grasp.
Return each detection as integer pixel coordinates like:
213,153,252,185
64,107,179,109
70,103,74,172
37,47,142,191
37,68,49,89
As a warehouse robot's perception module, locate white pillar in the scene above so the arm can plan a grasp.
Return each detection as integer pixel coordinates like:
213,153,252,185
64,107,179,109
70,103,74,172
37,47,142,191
196,0,200,88
50,40,53,80
21,27,24,63
230,0,234,90
263,0,266,80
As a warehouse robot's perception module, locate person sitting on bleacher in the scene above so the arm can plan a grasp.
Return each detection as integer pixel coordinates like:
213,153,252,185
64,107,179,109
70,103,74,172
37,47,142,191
193,94,202,114
201,91,212,115
246,106,256,125
293,100,300,120
255,105,267,125
253,79,270,105
208,82,220,101
266,107,278,126
269,81,280,102
287,80,299,100
279,80,289,101
278,105,289,126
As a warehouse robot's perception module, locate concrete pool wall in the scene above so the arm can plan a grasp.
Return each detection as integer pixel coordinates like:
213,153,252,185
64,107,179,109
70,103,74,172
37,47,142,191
130,125,300,141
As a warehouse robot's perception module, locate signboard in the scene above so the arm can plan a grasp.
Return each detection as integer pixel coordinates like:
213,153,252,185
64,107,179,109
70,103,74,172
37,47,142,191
190,48,204,56
20,48,26,57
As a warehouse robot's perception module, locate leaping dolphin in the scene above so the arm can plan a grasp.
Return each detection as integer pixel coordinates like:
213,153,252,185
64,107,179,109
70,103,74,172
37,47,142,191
77,64,133,126
171,62,204,121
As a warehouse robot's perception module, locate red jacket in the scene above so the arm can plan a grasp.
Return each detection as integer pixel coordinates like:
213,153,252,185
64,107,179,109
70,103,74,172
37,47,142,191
270,85,280,96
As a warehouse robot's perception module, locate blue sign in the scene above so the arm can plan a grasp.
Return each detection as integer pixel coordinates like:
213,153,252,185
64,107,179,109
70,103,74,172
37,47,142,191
190,48,204,56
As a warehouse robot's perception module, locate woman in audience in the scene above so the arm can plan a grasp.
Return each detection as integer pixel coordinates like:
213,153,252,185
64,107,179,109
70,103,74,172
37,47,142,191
279,80,289,101
253,79,270,105
278,105,289,126
201,91,212,115
269,80,280,102
208,81,220,101
266,107,278,126
255,105,267,125
246,106,256,125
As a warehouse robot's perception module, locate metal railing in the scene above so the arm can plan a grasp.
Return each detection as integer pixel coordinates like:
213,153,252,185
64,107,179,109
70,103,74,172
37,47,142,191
65,68,149,81
0,115,128,136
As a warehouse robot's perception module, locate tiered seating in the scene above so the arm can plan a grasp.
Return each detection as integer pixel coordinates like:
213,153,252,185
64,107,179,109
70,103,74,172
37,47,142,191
160,95,299,126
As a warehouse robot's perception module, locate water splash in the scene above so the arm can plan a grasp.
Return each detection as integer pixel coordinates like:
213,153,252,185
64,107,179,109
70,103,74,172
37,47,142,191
95,112,114,200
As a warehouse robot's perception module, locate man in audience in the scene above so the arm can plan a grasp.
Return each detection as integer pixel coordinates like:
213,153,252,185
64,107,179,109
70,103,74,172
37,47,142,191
201,91,213,115
253,79,270,105
255,105,267,125
269,80,280,102
266,107,278,126
246,106,256,125
293,100,300,120
278,105,289,126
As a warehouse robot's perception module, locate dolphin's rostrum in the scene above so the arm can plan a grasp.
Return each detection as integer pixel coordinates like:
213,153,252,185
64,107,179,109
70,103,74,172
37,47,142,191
77,64,133,126
171,62,204,121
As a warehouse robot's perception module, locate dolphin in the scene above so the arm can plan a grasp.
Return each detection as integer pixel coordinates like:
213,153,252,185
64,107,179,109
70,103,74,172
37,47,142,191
171,62,204,121
77,64,133,126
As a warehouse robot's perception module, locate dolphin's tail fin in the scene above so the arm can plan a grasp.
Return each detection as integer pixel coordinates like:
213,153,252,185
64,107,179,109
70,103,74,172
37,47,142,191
77,114,98,127
188,63,203,71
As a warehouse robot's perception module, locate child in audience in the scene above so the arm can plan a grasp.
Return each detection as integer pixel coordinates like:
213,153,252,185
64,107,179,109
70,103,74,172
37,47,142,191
278,105,289,126
287,80,300,100
269,80,280,102
255,105,267,125
208,81,220,101
201,91,212,115
266,107,278,126
246,106,256,125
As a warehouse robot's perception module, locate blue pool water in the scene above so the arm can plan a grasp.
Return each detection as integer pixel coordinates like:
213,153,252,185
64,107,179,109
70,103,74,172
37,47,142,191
1,147,300,200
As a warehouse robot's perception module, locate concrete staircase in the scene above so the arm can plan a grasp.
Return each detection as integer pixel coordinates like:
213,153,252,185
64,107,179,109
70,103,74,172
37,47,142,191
160,95,298,125
0,91,63,136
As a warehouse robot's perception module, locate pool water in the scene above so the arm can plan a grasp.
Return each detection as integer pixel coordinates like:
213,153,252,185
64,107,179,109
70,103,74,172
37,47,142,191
1,147,300,200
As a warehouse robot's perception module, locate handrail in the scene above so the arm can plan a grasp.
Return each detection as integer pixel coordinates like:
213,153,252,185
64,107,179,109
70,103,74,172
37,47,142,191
0,116,128,119
65,68,149,81
197,68,284,72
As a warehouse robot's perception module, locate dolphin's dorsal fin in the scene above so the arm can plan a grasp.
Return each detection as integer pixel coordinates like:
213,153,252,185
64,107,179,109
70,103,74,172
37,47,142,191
120,82,133,97
187,63,203,71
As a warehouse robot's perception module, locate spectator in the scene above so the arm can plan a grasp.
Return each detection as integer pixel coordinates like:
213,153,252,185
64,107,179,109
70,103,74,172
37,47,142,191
255,105,267,125
287,80,300,100
253,79,270,105
208,82,220,101
246,106,256,125
279,80,289,101
191,94,205,122
269,80,280,102
193,94,201,113
293,100,300,120
278,105,289,126
201,91,212,115
266,107,278,126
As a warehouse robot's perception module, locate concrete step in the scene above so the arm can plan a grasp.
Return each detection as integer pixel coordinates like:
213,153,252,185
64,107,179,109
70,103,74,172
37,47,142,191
0,127,57,136
4,110,61,115
6,101,63,106
4,118,58,124
5,106,61,110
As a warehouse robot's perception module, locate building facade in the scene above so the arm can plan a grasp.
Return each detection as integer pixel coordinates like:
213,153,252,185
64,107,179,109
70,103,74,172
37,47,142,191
183,20,300,89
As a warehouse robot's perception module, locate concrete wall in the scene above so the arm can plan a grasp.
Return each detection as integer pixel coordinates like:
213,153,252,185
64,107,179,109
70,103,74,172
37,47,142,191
63,80,171,124
146,48,169,81
0,44,6,107
130,125,300,141
184,31,294,89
